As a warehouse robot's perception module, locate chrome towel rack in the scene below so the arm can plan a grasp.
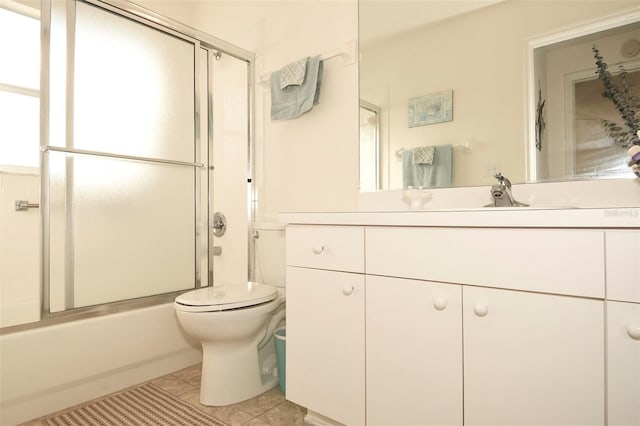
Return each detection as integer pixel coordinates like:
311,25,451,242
15,200,40,211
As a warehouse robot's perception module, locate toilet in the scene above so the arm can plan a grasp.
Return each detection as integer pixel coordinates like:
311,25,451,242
174,221,286,406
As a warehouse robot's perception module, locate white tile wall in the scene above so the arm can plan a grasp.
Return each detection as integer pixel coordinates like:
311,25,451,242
0,173,40,327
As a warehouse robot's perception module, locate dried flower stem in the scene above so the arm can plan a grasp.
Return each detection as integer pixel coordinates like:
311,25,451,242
592,45,640,147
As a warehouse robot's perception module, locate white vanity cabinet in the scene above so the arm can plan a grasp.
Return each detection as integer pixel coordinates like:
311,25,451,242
365,227,605,298
285,226,365,426
366,275,463,426
283,215,638,426
365,228,605,426
463,286,604,426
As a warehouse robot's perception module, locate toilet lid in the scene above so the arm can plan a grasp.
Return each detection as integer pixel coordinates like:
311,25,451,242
175,283,278,312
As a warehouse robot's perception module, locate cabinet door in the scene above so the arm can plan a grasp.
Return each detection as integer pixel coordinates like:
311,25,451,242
286,267,365,426
366,276,462,426
607,301,640,426
464,286,605,426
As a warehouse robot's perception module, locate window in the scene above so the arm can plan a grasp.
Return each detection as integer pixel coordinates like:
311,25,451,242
0,3,40,169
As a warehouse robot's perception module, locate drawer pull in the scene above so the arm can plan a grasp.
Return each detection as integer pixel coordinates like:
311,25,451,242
342,285,354,296
312,245,324,255
433,297,447,311
628,325,640,340
474,304,489,317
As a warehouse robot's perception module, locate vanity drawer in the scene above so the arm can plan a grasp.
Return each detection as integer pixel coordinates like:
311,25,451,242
286,225,364,273
606,230,640,303
366,227,605,298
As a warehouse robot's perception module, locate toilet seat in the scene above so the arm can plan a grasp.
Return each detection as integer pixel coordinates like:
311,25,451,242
175,283,278,312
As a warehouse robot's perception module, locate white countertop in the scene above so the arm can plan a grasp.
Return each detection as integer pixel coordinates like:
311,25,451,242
279,207,640,228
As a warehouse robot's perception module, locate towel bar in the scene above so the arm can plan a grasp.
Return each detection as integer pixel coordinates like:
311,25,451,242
258,39,357,86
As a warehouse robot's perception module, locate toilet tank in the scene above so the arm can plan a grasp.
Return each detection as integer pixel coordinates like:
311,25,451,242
253,221,285,288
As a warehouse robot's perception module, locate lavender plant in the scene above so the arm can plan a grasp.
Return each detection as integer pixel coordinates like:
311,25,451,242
592,45,640,147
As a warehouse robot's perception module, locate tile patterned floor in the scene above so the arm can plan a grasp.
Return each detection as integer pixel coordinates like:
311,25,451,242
22,363,306,426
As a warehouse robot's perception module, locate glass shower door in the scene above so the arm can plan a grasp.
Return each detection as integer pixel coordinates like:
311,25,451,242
45,0,201,313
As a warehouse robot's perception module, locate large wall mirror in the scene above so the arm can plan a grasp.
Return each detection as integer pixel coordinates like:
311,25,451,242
359,0,640,192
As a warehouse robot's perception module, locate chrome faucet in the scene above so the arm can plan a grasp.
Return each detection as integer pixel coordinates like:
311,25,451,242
485,172,529,207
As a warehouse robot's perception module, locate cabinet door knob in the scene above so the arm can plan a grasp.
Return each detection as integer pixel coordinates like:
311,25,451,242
474,304,489,317
628,325,640,340
342,285,354,296
312,245,324,255
433,297,447,311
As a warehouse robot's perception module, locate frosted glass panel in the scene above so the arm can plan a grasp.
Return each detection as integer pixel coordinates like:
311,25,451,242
71,2,195,162
47,152,195,311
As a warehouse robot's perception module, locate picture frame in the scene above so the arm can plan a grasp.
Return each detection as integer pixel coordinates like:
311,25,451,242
408,90,453,127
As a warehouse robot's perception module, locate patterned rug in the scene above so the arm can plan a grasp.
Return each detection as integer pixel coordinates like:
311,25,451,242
43,383,228,426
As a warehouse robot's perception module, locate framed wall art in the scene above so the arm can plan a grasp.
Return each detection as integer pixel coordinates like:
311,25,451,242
408,90,453,127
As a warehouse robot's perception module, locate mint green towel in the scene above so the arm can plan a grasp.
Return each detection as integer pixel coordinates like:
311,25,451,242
270,55,323,120
403,144,452,188
280,57,308,90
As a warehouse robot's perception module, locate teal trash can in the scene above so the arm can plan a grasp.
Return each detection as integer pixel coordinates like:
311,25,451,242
274,327,286,394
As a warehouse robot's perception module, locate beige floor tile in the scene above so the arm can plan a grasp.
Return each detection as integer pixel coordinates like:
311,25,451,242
243,418,271,426
235,386,286,416
172,362,202,385
179,388,255,426
258,400,307,426
151,375,198,396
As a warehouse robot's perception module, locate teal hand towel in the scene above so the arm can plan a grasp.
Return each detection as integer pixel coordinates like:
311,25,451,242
403,144,452,188
271,55,323,120
413,145,435,164
280,57,308,90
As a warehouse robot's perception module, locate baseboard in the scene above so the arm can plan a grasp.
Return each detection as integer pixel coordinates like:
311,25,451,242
304,410,345,426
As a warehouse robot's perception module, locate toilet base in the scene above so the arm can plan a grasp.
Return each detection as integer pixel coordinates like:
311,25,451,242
199,339,279,406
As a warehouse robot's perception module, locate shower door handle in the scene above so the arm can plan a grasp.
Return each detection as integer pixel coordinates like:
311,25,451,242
15,200,40,211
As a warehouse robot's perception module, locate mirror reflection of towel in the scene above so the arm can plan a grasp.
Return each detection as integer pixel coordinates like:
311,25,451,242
413,146,435,164
270,55,323,120
403,144,452,188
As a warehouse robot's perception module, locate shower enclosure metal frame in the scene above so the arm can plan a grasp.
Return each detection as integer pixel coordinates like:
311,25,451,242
3,0,256,333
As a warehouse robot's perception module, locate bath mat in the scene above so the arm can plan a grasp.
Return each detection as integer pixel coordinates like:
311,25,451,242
43,383,228,426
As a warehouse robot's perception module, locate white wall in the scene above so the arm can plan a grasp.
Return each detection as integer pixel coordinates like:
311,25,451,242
182,0,360,218
0,172,40,328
